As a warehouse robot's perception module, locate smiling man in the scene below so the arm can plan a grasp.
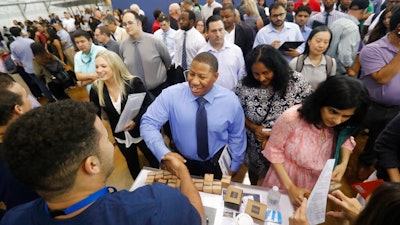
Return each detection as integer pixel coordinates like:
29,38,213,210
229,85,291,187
140,52,246,179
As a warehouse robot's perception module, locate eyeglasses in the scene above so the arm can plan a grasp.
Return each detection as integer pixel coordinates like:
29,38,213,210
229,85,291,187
183,70,189,81
271,13,286,19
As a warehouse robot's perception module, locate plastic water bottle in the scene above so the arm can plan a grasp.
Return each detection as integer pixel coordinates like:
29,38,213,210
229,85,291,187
267,186,281,210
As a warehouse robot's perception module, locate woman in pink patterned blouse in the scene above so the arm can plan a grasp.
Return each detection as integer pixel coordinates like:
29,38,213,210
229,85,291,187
262,76,370,207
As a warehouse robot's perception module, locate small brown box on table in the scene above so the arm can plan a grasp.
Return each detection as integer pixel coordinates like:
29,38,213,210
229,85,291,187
203,181,213,193
157,178,168,184
221,174,231,188
167,179,178,188
224,186,243,210
192,179,204,191
245,199,268,221
212,181,222,195
204,173,214,182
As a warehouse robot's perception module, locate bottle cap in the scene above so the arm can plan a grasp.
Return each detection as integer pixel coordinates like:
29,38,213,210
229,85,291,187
272,186,279,191
235,213,254,225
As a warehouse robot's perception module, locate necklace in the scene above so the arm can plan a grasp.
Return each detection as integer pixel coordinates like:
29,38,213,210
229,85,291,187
44,186,116,218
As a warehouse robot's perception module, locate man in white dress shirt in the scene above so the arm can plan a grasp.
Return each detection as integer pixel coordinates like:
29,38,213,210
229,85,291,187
154,14,177,61
62,12,76,33
174,10,206,71
198,15,246,90
202,0,222,21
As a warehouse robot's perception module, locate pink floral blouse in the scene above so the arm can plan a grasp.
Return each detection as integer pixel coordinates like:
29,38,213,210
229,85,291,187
262,105,356,192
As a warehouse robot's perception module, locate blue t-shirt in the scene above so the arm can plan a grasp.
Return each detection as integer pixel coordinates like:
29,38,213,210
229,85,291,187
0,143,38,220
0,183,201,225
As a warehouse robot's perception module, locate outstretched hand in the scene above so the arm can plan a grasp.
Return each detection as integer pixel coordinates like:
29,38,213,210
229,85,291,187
161,152,188,179
326,190,363,222
289,198,310,225
288,185,311,207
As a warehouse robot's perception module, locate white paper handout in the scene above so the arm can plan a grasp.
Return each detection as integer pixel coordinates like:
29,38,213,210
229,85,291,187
306,159,335,225
114,92,146,133
218,145,231,175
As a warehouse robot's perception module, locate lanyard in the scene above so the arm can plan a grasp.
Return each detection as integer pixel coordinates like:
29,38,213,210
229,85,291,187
44,186,116,218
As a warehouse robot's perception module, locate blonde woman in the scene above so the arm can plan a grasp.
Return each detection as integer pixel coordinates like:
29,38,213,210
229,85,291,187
89,50,159,179
242,0,264,32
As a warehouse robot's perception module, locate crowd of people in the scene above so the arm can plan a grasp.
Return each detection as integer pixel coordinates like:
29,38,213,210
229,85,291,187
0,0,400,224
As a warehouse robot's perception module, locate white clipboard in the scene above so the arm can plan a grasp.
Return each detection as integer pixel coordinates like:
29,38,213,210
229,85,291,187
218,145,232,175
114,92,146,133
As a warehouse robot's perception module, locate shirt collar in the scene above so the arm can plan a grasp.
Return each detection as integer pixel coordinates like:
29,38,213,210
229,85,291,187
188,83,217,104
83,43,96,56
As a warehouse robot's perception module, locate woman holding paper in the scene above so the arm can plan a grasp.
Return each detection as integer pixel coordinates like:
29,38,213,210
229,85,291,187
89,50,159,179
262,76,370,207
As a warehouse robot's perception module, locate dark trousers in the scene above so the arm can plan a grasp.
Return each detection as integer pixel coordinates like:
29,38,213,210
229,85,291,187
117,140,159,179
16,66,42,98
48,82,70,100
149,81,169,98
178,147,224,179
359,102,400,166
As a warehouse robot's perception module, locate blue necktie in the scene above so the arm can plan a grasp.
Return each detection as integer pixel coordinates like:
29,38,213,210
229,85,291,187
163,32,167,44
196,97,209,160
325,13,330,25
133,41,146,86
182,31,187,70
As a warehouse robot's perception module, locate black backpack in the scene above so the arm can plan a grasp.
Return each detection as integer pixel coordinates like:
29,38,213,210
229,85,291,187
43,60,71,85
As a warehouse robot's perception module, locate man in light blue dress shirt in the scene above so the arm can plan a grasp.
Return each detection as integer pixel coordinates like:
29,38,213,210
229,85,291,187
253,3,304,61
153,14,177,61
141,52,246,179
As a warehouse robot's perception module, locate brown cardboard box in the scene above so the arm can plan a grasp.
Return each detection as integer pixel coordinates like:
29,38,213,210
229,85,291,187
224,186,243,210
245,199,267,221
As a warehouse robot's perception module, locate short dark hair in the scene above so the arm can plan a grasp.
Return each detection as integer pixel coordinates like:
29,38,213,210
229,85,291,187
0,89,22,126
221,3,235,12
390,6,400,31
9,26,22,37
295,5,312,15
269,2,286,15
213,7,222,16
184,9,196,23
153,9,162,20
72,29,91,40
122,10,141,22
157,14,170,23
96,26,111,37
298,76,370,130
303,25,332,55
192,52,218,73
355,182,400,225
102,14,117,25
205,15,223,31
242,45,290,96
3,100,99,199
